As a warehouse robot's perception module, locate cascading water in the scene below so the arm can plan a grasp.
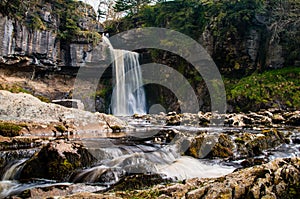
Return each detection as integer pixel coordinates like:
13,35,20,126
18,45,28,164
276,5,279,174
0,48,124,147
2,159,27,181
103,36,146,116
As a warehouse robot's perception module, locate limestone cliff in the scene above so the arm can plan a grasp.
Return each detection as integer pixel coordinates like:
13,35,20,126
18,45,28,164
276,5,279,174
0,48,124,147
0,0,106,72
200,0,300,75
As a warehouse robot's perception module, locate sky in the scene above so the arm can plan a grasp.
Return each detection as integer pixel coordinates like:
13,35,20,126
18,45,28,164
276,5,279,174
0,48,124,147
81,0,99,13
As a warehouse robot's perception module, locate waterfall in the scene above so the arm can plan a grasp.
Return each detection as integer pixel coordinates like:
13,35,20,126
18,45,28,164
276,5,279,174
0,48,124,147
2,159,27,181
103,36,146,116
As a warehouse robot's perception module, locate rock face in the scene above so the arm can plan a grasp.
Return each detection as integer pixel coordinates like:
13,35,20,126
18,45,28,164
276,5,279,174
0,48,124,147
0,15,58,68
200,0,300,74
0,1,106,71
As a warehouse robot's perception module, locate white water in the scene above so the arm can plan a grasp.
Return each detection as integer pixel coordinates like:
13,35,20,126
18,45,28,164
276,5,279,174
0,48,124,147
103,36,146,116
2,159,27,181
72,142,235,183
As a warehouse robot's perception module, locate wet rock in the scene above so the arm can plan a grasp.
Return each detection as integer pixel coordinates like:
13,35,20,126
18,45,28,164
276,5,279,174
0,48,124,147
186,133,234,159
96,113,129,132
0,136,44,151
166,112,182,126
60,192,120,199
20,140,97,181
186,187,207,199
239,129,286,157
234,129,288,158
286,111,300,126
226,114,244,126
132,114,146,119
241,158,268,168
208,134,234,158
118,158,300,199
159,183,189,198
112,174,170,191
258,110,274,118
272,114,286,124
247,112,272,126
198,112,211,126
16,183,109,199
154,129,181,144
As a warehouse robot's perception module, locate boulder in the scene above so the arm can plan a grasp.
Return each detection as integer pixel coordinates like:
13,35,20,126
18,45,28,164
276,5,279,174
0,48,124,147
238,129,286,157
20,140,97,181
0,90,127,132
186,133,234,159
96,113,129,132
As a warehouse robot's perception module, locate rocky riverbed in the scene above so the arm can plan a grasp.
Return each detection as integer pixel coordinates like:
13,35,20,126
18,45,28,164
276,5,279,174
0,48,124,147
0,91,299,198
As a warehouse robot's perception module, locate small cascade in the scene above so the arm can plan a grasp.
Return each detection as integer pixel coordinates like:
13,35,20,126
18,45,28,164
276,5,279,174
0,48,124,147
103,36,146,116
2,159,27,181
72,140,235,184
72,165,121,185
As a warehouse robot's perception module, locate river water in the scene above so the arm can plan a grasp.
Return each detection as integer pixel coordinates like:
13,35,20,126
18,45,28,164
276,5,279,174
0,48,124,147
0,116,299,198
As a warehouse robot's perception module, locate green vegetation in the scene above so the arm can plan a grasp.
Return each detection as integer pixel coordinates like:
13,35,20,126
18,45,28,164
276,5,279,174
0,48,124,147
109,0,206,39
226,67,300,111
106,0,299,73
0,0,102,44
0,122,23,137
54,125,67,134
0,83,30,94
0,83,50,103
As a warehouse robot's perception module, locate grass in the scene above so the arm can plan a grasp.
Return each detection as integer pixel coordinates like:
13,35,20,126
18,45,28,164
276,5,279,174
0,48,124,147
0,83,50,103
0,122,23,137
225,67,300,111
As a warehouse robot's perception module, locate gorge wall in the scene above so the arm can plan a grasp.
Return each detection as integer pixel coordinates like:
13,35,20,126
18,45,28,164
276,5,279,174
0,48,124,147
0,0,106,71
0,0,299,113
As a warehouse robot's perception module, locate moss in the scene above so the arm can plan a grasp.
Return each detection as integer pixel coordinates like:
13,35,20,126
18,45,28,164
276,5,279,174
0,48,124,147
226,67,300,111
36,95,51,103
48,158,74,180
76,31,102,46
54,125,67,133
116,188,162,199
0,122,23,137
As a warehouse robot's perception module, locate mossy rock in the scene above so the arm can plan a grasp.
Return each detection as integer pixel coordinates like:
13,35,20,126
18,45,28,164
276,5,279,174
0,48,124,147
20,141,97,181
112,174,170,191
208,134,234,158
0,122,23,137
186,133,234,159
245,129,285,157
208,143,233,158
54,125,67,134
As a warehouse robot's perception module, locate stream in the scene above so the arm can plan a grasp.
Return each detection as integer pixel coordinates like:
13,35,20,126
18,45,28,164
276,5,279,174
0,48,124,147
0,116,299,198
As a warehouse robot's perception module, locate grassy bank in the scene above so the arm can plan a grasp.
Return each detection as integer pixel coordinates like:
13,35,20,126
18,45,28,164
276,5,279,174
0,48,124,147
226,67,300,111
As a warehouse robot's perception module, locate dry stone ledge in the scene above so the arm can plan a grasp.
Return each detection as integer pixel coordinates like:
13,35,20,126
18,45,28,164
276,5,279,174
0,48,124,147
0,90,128,132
